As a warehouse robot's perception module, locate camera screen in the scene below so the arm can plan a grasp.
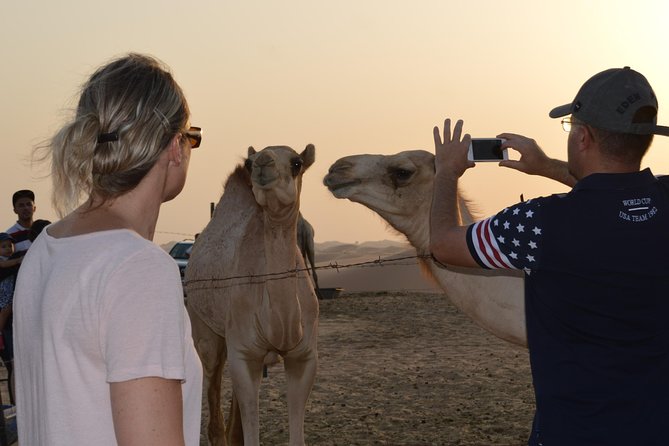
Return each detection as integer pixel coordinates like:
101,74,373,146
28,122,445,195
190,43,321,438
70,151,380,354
471,139,503,160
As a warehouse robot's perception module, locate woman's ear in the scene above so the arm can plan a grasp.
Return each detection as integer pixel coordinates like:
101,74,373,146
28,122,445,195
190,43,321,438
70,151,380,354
167,134,183,166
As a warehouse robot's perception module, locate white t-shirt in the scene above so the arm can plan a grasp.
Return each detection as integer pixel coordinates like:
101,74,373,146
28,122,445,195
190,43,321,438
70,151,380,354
14,229,202,445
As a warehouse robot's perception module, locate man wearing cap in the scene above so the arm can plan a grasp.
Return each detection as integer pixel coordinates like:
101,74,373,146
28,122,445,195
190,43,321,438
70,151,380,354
6,189,36,254
430,67,669,445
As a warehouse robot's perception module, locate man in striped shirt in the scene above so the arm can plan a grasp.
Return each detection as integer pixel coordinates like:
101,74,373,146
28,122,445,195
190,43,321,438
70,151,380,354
6,189,36,254
430,67,669,446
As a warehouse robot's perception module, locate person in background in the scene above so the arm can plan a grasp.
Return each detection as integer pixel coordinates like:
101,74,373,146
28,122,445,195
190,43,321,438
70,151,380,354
430,67,669,446
0,233,21,311
0,232,22,403
28,219,51,243
0,219,51,404
6,189,36,254
13,53,203,446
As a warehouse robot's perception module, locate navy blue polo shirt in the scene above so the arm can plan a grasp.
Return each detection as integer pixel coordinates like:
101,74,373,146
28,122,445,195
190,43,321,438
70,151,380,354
467,168,669,446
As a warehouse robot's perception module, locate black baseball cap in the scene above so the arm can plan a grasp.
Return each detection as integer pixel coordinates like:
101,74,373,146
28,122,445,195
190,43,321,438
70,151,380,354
549,67,669,136
12,189,35,206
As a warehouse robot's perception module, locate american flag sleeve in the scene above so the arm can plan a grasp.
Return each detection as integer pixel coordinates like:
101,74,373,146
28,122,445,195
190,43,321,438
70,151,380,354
466,199,543,273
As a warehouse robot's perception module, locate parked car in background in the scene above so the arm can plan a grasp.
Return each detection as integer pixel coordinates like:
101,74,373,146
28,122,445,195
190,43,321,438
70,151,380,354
168,240,194,290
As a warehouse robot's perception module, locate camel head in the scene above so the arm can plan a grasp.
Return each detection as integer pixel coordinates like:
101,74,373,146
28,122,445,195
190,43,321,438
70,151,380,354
323,149,436,250
245,144,315,220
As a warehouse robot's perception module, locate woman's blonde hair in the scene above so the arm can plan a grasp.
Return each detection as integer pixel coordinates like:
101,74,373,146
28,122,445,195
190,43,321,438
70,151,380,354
37,53,189,217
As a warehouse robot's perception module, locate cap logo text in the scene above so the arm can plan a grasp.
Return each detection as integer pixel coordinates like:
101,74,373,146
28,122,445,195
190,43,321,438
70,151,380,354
616,93,641,114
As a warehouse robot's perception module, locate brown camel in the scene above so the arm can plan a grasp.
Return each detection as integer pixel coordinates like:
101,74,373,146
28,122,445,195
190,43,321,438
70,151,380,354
324,150,526,347
186,145,319,446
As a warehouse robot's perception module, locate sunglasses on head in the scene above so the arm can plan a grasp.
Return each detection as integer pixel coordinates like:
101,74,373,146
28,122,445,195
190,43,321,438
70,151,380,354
182,126,202,148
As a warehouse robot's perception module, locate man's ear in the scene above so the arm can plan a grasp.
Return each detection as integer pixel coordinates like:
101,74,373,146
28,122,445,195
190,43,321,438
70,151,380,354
574,125,592,154
584,126,595,145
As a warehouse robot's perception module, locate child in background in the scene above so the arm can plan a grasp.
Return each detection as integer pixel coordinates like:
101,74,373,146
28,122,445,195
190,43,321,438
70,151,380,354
0,233,22,316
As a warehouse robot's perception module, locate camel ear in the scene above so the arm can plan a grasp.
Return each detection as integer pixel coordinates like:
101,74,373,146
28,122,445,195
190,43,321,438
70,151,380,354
248,146,257,157
300,144,315,170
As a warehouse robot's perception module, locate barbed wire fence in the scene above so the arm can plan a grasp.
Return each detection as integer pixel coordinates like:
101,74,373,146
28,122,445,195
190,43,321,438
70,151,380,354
156,230,195,239
185,254,434,292
158,229,439,294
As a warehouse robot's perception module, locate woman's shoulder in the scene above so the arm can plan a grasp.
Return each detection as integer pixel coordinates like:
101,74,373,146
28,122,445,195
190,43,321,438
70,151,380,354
94,230,172,262
40,228,171,266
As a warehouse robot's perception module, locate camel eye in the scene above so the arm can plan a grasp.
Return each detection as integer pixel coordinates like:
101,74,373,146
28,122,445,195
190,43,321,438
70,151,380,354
291,159,303,176
390,167,413,186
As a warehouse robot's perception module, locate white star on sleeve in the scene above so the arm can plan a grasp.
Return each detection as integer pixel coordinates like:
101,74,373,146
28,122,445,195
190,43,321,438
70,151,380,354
497,235,505,244
516,224,525,233
512,208,520,215
526,254,535,262
532,227,542,235
494,219,499,226
528,241,537,249
525,210,534,218
512,239,520,247
503,221,510,230
509,252,518,259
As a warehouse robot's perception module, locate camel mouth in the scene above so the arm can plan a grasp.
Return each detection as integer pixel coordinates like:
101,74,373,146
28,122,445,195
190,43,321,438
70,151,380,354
324,177,361,196
253,175,279,188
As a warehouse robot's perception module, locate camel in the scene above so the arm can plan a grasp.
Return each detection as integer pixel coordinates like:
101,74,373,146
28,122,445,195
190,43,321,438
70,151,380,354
297,212,323,299
323,150,527,347
186,145,319,446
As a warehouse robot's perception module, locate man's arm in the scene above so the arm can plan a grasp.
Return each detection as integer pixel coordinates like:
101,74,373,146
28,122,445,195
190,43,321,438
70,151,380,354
497,132,577,187
429,119,481,268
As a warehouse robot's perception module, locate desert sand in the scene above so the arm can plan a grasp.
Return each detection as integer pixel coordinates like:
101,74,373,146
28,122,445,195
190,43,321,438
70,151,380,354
199,240,535,445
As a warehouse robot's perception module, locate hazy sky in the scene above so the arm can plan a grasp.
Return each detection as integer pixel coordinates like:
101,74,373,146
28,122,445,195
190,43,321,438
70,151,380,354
2,1,669,245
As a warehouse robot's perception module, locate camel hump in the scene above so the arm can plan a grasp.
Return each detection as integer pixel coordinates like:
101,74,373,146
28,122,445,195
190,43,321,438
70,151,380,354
257,286,304,352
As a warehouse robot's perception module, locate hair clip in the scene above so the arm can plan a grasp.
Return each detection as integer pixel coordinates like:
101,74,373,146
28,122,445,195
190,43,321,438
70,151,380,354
97,131,119,144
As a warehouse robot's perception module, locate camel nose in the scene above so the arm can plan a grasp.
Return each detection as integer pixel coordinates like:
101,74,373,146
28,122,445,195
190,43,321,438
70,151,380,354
323,159,353,188
251,153,279,187
327,159,352,174
254,152,275,168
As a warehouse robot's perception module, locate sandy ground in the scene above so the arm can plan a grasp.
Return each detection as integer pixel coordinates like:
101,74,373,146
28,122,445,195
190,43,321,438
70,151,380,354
200,291,535,446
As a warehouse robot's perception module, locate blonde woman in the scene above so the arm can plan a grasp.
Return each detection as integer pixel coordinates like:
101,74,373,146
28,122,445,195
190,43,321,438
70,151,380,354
14,54,203,445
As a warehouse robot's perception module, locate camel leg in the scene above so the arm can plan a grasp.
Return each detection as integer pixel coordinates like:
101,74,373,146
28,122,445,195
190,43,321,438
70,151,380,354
283,350,318,446
226,391,243,446
188,307,227,446
227,352,264,446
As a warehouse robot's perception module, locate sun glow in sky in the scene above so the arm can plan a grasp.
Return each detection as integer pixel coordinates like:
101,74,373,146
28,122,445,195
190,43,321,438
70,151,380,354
2,0,669,245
